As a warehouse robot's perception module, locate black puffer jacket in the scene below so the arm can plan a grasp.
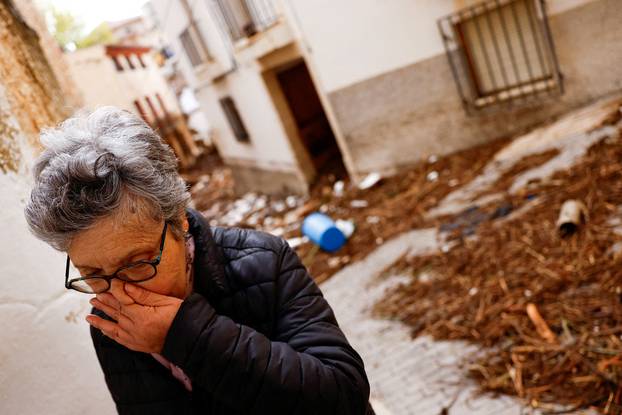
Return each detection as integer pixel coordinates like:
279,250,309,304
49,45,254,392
90,208,373,414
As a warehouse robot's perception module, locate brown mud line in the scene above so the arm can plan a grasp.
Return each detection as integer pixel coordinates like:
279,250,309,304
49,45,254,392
374,122,622,413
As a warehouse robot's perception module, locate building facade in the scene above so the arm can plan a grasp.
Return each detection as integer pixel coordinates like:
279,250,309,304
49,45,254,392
65,42,201,167
149,0,622,195
289,0,622,179
148,0,330,194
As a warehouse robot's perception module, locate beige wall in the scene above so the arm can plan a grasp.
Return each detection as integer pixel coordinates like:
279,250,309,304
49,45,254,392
66,45,180,117
13,0,83,111
546,0,599,13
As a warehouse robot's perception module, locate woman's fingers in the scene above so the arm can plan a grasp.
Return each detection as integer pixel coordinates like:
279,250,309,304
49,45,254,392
90,298,119,321
112,283,137,306
86,314,120,338
95,292,120,308
86,314,133,346
91,298,136,325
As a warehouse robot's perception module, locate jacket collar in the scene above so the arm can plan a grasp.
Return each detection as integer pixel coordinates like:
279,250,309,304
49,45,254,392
185,208,229,301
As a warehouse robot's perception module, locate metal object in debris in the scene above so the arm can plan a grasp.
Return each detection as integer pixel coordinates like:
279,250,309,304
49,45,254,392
302,213,346,252
557,200,588,237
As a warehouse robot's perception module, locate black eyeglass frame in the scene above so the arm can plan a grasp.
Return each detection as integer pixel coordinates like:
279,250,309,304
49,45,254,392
64,222,168,293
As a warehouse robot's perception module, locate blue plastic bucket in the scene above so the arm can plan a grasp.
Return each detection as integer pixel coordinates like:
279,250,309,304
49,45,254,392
302,212,346,252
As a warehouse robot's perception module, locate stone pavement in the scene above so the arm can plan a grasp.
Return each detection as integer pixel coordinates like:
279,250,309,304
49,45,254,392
318,97,622,415
320,228,527,415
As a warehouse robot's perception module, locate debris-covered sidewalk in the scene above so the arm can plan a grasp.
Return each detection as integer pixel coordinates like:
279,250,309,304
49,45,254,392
184,95,622,414
374,96,622,414
183,134,508,283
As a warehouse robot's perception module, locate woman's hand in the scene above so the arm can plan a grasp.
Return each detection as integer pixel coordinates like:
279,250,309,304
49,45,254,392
86,284,183,354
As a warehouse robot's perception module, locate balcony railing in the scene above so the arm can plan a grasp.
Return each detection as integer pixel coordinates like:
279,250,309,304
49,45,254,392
215,0,279,42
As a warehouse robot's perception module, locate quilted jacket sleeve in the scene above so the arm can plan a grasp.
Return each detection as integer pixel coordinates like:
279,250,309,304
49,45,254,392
160,242,371,414
90,310,195,415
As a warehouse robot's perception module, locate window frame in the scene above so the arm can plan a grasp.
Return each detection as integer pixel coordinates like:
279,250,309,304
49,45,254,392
179,25,211,67
438,0,563,113
219,96,250,143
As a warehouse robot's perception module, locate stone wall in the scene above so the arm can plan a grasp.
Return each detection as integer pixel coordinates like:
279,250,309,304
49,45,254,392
0,1,68,148
13,0,83,111
0,1,114,413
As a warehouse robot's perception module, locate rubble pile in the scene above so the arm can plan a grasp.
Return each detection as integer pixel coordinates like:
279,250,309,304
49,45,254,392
184,138,508,283
374,117,622,413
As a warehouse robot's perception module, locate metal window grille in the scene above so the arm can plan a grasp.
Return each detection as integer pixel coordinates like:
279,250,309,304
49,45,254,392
215,0,278,42
180,26,210,67
219,96,250,142
438,0,562,113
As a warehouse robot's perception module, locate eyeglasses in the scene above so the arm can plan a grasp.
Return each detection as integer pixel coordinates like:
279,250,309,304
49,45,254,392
65,222,168,294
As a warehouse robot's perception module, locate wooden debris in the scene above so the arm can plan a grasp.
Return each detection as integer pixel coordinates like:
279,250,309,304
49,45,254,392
185,136,508,284
373,115,622,413
526,303,558,344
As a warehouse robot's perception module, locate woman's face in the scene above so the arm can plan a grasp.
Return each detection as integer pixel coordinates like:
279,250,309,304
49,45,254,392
67,211,190,300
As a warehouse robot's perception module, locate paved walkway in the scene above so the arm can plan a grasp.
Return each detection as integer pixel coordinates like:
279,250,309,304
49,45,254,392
321,228,526,415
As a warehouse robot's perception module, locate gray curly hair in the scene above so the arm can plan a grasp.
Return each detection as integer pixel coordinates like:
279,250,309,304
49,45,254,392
24,106,191,252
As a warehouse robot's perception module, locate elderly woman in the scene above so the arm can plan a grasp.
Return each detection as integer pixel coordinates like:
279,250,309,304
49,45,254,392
24,107,372,414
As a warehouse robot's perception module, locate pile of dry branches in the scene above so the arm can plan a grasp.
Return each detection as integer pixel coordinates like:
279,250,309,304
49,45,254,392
375,128,622,412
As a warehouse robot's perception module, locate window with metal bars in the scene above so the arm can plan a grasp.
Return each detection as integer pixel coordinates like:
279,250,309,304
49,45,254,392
219,96,250,142
214,0,279,42
438,0,563,113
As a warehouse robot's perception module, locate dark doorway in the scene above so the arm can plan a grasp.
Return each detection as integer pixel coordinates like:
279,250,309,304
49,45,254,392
276,60,344,175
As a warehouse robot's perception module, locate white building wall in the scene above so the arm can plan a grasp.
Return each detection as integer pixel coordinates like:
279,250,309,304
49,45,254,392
149,0,234,90
281,0,617,180
66,46,127,110
283,0,598,93
284,0,452,92
0,88,115,414
196,65,301,171
150,0,304,177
